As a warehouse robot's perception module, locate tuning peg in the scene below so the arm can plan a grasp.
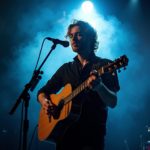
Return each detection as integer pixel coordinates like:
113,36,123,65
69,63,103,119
114,64,117,69
112,72,116,76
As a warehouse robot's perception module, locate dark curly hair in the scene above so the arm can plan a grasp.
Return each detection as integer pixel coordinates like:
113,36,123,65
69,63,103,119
66,20,99,53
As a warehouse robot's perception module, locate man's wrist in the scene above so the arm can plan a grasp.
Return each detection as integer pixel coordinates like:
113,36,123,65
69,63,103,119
39,97,48,105
93,81,104,92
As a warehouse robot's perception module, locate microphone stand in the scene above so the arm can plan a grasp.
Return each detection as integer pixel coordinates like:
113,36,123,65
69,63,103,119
9,43,57,150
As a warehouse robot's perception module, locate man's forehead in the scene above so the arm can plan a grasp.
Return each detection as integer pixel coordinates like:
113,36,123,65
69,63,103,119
68,25,86,36
70,25,82,32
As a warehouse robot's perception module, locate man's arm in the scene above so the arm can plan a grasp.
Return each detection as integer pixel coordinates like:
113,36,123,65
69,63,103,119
93,82,117,108
37,64,67,109
87,75,117,108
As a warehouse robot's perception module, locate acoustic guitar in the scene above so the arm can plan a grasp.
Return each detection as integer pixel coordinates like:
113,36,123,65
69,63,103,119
38,55,128,142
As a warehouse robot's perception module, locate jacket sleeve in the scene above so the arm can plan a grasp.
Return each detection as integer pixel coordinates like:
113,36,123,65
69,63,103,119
37,64,66,98
100,59,120,93
101,70,120,93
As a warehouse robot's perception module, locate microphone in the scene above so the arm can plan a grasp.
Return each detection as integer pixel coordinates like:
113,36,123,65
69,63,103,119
46,37,69,47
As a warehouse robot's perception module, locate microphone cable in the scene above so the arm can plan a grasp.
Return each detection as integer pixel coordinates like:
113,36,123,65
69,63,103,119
34,37,47,71
28,124,38,150
17,101,24,150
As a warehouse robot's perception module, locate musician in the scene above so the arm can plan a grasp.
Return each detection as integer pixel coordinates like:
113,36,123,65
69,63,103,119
38,20,120,150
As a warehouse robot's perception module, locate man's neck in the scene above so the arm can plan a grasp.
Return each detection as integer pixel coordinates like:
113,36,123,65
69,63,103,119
77,54,89,68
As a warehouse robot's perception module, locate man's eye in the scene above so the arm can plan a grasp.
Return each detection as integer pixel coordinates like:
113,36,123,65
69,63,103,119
77,33,83,37
68,33,83,39
69,35,73,39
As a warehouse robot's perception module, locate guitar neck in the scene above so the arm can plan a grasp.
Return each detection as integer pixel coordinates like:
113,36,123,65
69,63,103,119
64,67,104,104
64,80,88,104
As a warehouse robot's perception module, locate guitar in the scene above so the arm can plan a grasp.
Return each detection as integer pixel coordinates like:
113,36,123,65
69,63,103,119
38,55,128,142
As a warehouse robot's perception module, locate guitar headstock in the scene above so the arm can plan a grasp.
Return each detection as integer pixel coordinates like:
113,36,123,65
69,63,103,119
104,55,129,74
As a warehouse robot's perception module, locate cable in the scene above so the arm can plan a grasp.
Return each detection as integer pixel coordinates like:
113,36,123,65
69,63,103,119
28,124,38,150
34,38,47,71
17,101,24,150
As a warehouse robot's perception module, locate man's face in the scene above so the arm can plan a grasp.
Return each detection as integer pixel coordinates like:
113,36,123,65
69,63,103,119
69,26,92,56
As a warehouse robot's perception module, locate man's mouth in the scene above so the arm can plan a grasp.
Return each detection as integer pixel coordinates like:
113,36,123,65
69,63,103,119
72,43,78,47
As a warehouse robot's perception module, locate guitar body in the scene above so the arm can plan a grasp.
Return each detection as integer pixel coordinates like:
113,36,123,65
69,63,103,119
38,83,81,142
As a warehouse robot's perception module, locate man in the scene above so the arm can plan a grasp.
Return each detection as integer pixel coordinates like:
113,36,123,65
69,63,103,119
38,20,120,150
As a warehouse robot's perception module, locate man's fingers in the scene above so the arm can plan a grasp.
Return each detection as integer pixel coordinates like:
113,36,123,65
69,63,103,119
44,103,49,108
87,75,96,88
48,100,53,106
44,99,53,107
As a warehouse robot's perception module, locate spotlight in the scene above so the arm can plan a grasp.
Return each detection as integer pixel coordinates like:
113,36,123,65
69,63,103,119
131,0,138,4
81,0,94,13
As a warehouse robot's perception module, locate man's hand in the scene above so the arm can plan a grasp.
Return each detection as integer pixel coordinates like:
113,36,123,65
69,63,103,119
87,70,102,90
38,95,55,115
38,93,63,119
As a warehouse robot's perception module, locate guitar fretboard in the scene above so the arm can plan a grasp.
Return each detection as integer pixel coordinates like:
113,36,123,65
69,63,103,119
64,80,87,104
63,67,104,104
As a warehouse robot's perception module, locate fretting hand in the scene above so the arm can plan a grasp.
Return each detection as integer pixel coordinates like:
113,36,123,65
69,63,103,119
87,70,103,90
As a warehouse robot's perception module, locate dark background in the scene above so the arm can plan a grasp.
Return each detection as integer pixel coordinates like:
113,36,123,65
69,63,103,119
0,0,150,150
